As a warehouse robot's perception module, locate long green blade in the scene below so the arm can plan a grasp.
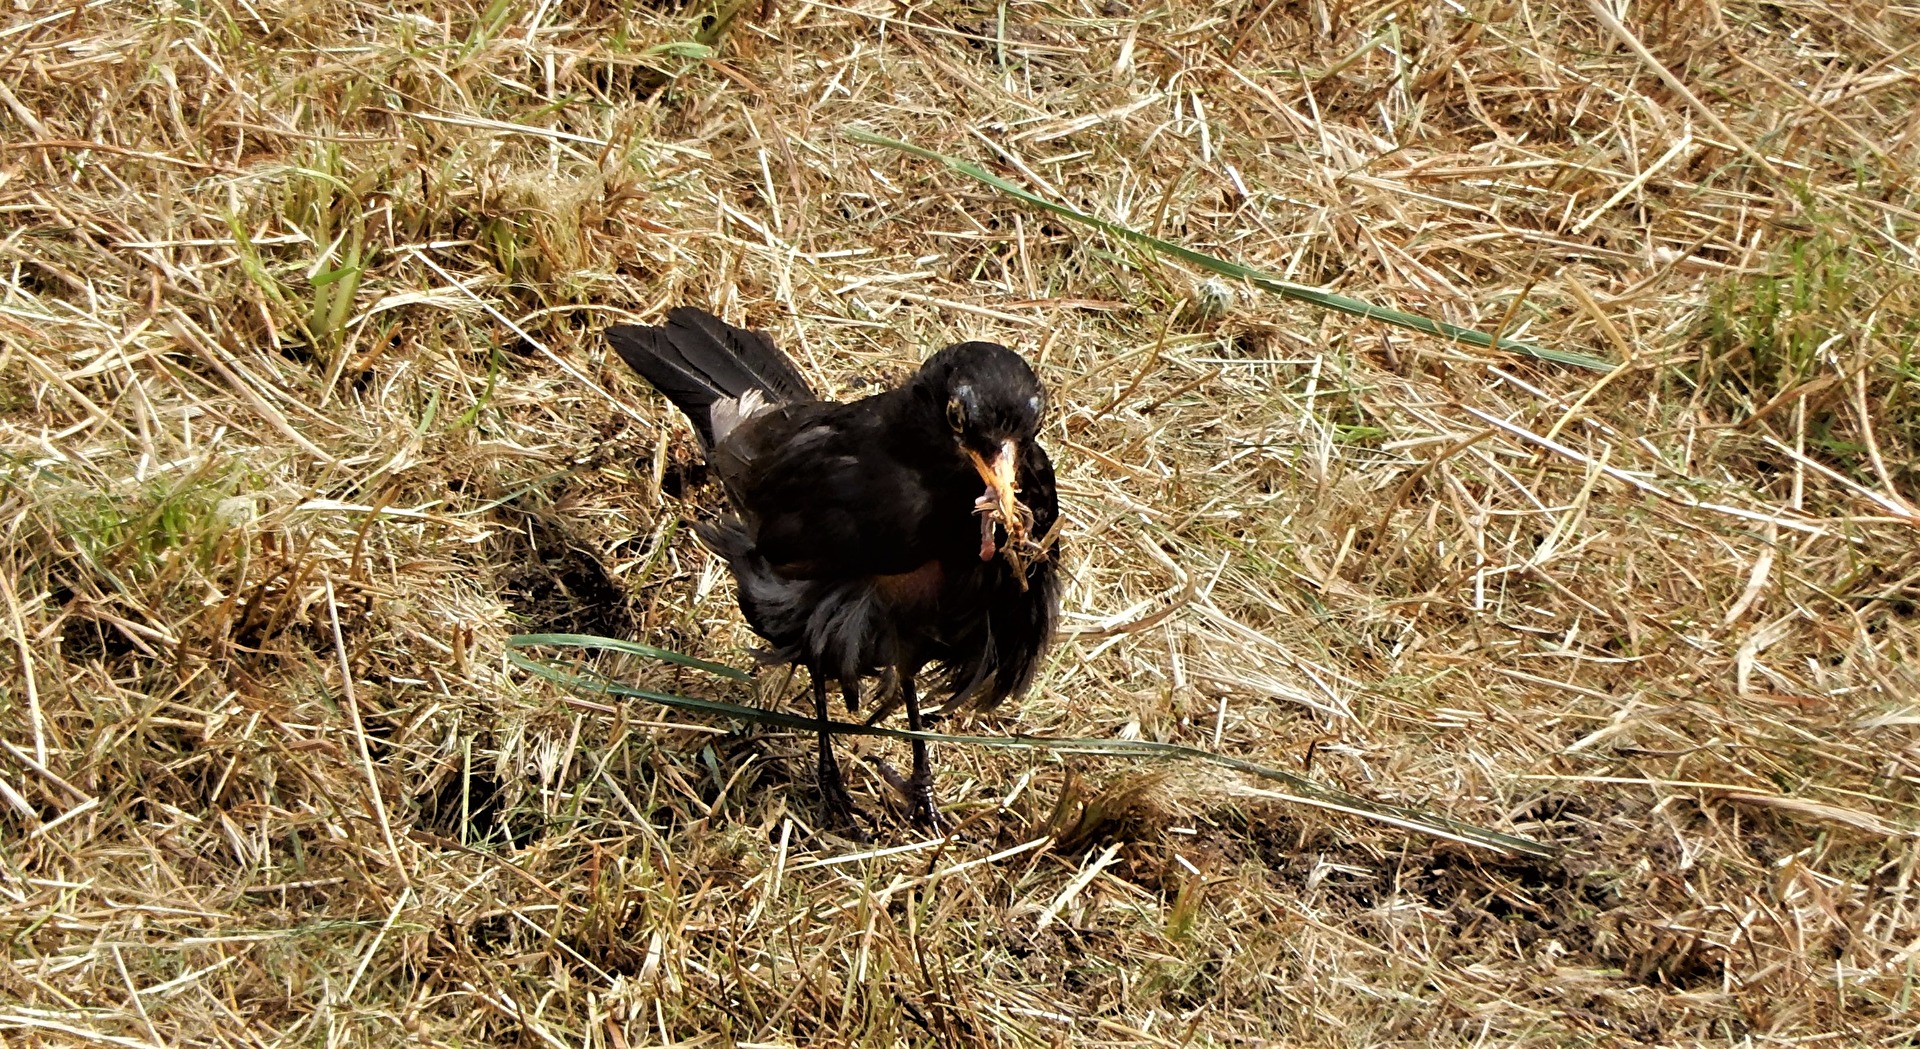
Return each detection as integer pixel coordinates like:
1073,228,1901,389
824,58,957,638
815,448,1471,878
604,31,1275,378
508,640,1554,858
847,129,1612,373
508,632,753,682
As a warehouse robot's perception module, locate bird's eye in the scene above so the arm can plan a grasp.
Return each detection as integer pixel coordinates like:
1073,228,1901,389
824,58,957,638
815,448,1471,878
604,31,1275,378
946,397,966,431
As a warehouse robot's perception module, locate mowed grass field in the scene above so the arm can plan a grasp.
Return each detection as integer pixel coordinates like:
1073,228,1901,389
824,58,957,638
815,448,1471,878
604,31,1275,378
4,0,1920,1044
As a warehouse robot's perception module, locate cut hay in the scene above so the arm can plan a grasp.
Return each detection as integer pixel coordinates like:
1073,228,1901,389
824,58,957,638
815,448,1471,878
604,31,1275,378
4,0,1920,1044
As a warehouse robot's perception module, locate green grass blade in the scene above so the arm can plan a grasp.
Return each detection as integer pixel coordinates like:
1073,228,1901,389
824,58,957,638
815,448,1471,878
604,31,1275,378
507,632,754,682
508,640,1554,858
846,129,1612,373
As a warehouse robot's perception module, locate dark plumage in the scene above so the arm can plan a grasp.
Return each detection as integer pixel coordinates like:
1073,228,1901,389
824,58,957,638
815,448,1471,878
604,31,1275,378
605,307,1061,834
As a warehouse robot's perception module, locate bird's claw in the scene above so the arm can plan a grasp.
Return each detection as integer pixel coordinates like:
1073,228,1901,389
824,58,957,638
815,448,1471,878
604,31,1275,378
907,782,949,834
817,756,872,843
865,756,950,834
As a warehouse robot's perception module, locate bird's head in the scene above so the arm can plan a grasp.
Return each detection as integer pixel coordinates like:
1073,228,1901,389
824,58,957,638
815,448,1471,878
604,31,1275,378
916,341,1045,556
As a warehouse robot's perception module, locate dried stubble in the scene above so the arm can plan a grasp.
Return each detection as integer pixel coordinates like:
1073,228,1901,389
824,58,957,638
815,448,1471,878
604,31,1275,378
3,0,1920,1045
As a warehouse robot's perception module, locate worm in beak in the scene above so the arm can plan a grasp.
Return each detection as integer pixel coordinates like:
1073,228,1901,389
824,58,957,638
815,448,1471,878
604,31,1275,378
968,439,1026,560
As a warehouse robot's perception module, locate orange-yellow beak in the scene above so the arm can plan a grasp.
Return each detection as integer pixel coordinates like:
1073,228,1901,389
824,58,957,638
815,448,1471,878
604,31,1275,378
967,439,1024,553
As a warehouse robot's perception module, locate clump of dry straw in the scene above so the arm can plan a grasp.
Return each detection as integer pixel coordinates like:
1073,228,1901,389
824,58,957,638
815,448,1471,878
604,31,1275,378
4,0,1920,1044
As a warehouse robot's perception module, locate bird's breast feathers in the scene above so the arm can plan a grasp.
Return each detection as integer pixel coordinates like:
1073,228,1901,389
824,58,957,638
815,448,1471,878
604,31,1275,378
870,560,946,610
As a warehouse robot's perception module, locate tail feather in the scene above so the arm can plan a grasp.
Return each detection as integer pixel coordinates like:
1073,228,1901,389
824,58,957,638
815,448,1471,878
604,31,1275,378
604,325,729,446
605,307,816,447
670,308,815,404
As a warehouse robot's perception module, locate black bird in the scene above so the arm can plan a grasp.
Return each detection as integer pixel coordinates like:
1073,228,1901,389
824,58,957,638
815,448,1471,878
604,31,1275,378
605,308,1061,833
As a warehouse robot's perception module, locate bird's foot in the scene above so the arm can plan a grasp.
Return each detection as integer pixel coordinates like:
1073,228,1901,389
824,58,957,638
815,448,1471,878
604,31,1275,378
817,758,872,843
908,781,948,834
866,756,949,834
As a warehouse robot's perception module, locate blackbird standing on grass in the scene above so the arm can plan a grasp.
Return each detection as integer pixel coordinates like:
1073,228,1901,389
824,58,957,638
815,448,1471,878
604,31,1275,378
604,308,1061,835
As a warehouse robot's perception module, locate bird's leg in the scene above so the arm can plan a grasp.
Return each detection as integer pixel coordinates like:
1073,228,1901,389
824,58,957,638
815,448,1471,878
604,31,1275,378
812,672,868,840
900,671,947,833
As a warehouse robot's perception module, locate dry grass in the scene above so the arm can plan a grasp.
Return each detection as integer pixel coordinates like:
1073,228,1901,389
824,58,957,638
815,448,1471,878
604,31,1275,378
4,0,1920,1044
